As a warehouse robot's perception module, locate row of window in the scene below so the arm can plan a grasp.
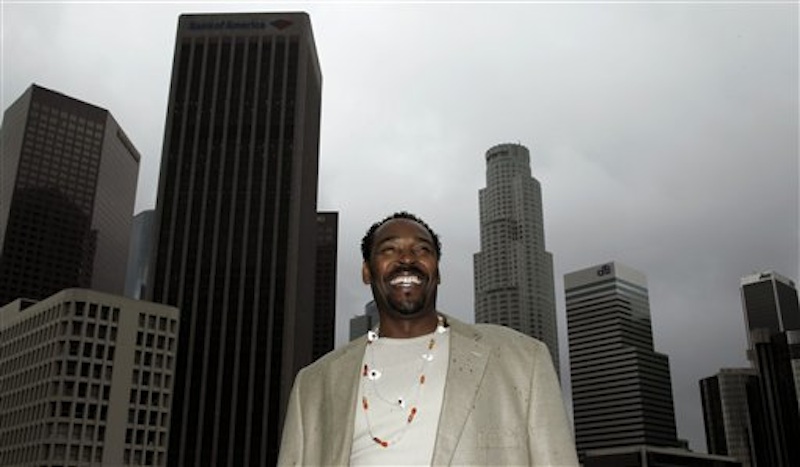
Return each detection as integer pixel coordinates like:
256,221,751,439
124,447,165,466
1,399,50,428
1,442,105,464
138,313,177,333
1,303,67,341
129,389,171,410
2,379,60,411
1,360,54,396
132,369,172,389
136,331,176,352
125,426,168,447
128,407,170,428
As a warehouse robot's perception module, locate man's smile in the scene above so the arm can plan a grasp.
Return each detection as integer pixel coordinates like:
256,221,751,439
387,268,426,288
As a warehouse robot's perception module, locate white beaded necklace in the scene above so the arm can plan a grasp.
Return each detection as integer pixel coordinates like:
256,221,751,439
360,314,448,448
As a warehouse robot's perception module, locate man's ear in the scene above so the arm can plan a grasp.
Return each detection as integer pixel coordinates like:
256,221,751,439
362,262,372,284
437,267,442,284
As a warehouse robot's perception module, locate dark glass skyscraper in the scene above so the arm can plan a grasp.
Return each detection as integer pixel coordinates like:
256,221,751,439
312,211,338,361
565,261,679,455
148,13,321,467
747,329,800,467
741,271,800,344
700,368,761,467
0,84,140,306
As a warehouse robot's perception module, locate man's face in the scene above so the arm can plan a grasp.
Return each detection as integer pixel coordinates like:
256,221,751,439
362,219,440,318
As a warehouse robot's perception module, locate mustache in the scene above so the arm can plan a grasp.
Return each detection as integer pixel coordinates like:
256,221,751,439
388,265,427,280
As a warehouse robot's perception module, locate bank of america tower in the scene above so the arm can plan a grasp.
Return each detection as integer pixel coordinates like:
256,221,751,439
473,143,559,373
148,13,321,467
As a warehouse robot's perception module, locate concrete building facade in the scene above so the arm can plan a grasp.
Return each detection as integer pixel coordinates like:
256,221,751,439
0,289,178,466
473,142,559,372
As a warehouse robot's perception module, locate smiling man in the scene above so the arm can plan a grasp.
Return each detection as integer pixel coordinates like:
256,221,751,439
278,212,578,466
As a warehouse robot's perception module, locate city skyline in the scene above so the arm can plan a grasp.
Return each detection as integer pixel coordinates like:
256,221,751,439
3,2,796,453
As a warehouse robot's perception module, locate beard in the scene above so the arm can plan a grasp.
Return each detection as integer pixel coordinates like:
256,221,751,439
387,290,426,316
370,268,436,317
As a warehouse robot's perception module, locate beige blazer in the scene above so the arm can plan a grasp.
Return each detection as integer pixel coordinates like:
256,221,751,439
278,316,579,466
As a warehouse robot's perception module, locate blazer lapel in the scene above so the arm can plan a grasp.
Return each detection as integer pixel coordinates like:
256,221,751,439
324,339,365,465
431,319,490,465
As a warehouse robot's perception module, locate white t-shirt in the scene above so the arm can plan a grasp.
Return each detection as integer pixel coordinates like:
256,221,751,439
350,329,450,466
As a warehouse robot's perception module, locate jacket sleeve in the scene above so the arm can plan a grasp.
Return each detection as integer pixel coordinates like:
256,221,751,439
277,370,304,466
528,342,580,466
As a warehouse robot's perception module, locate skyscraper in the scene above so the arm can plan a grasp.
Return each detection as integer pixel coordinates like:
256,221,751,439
747,329,800,467
312,211,338,361
565,261,679,454
473,142,559,372
124,210,155,299
700,368,761,467
148,13,321,467
741,271,800,344
0,84,140,306
739,270,800,466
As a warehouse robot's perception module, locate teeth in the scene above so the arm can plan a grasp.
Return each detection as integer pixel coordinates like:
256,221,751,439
390,275,422,286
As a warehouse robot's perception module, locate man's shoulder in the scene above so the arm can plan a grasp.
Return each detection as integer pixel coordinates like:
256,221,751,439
448,316,549,353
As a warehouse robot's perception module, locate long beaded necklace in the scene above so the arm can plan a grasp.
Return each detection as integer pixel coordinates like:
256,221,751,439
360,314,448,448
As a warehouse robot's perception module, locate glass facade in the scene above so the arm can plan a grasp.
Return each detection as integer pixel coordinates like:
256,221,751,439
313,212,338,361
741,271,800,343
0,85,139,307
700,369,760,467
149,13,322,467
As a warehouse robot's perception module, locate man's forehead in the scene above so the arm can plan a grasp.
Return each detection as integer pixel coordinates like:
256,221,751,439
374,218,433,243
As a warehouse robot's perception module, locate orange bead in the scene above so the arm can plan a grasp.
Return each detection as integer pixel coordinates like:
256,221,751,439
373,437,388,448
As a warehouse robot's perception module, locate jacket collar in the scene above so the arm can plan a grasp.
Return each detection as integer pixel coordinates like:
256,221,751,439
323,314,490,465
431,317,490,465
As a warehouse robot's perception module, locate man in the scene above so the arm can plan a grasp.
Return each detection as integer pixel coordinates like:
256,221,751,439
279,212,578,465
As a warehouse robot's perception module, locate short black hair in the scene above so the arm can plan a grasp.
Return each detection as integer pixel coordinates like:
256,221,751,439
361,211,442,261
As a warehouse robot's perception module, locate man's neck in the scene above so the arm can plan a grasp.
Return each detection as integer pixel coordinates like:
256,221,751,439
377,310,439,339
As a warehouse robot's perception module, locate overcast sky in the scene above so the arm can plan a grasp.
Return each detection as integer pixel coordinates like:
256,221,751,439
3,0,797,454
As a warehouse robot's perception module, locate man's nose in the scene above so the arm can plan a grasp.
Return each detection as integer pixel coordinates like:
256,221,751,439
398,248,415,264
